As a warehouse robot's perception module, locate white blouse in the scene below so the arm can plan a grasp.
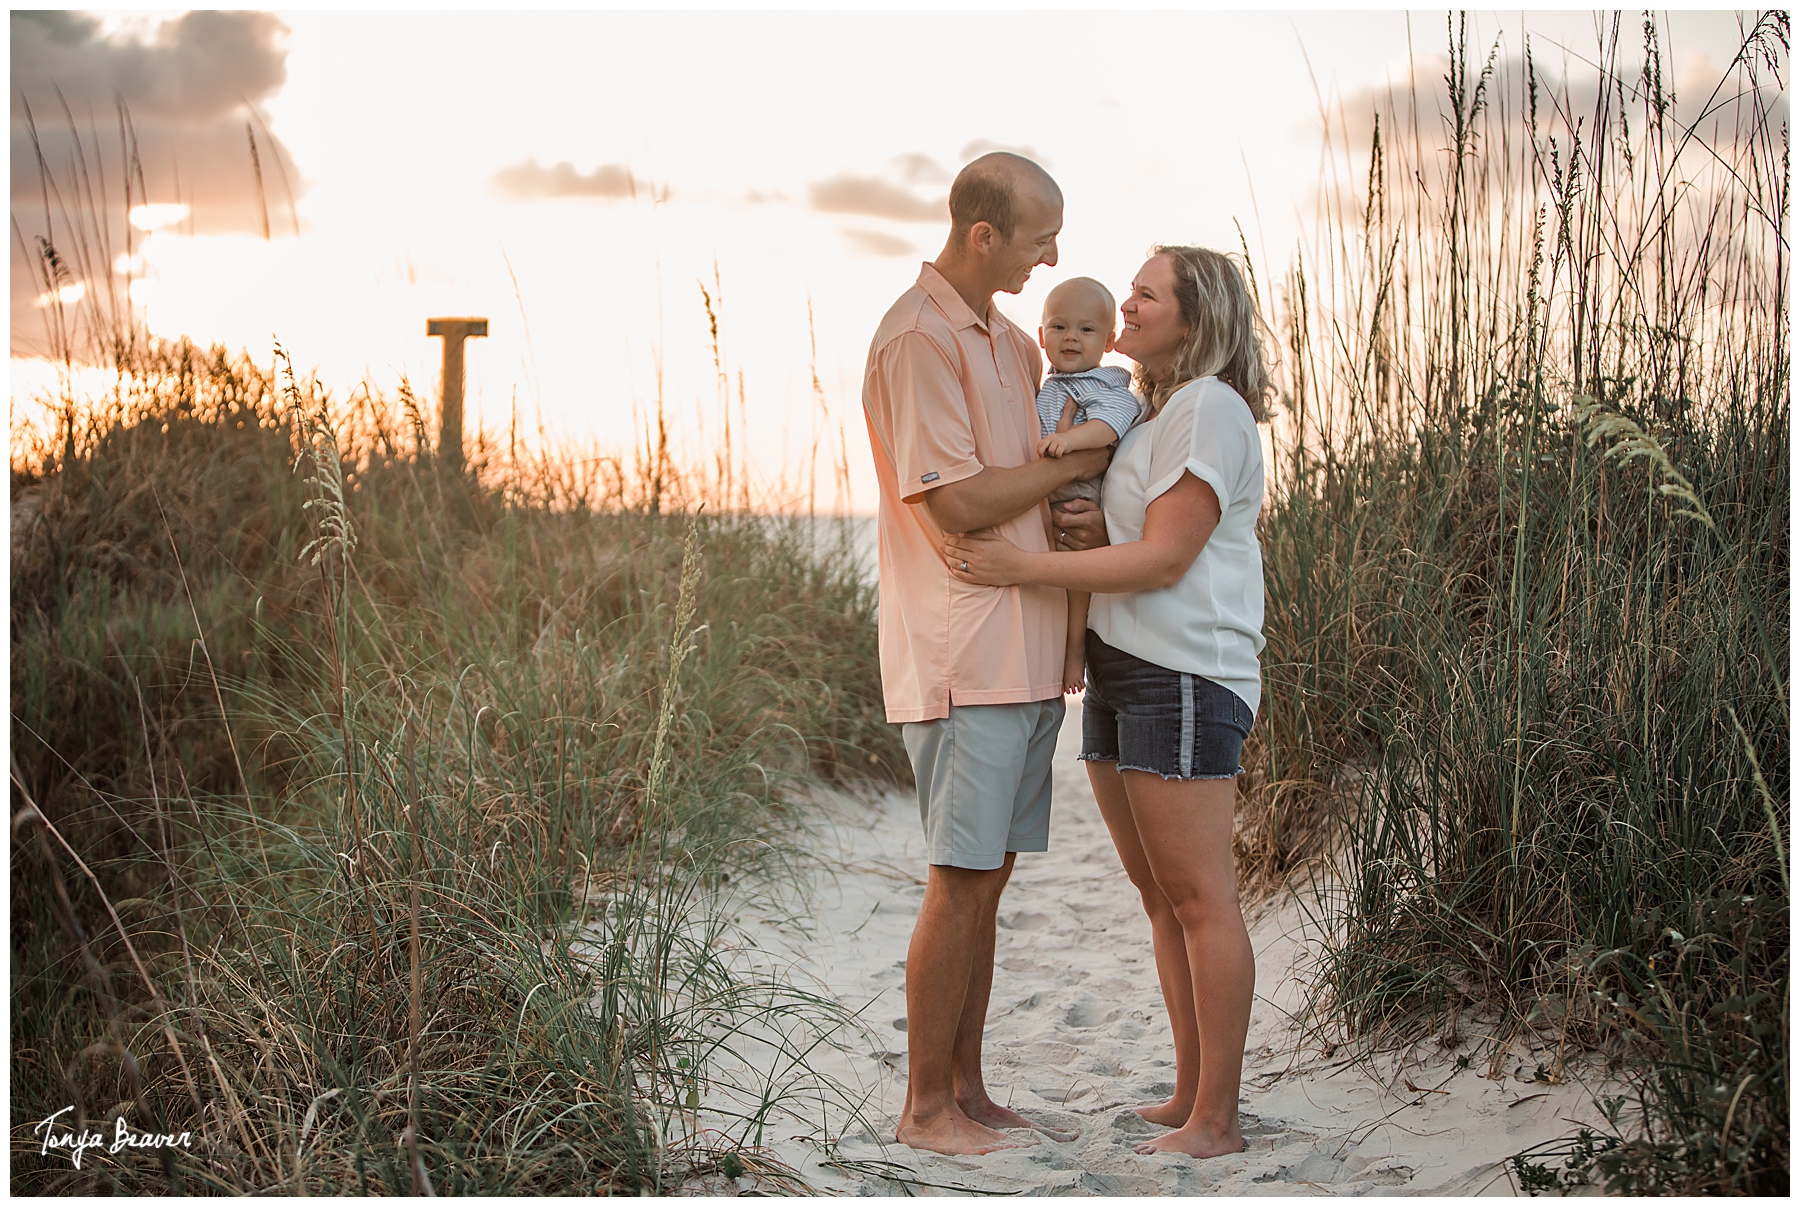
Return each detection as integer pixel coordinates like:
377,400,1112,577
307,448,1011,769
1087,376,1267,715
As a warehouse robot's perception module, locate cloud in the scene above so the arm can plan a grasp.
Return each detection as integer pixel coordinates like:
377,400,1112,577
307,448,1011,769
12,11,288,120
808,172,946,223
1335,52,1785,149
1311,48,1788,249
492,158,652,201
11,10,303,357
891,152,950,184
960,139,1050,166
841,228,918,258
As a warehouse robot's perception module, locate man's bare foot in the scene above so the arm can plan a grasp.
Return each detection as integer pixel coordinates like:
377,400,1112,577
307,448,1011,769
1133,1097,1195,1127
958,1096,1035,1130
962,1096,1079,1142
896,1112,1017,1156
1132,1121,1245,1158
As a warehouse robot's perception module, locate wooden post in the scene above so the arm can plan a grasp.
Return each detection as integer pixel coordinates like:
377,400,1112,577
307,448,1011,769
426,317,487,471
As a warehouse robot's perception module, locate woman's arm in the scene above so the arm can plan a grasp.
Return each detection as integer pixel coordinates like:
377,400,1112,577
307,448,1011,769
946,470,1219,592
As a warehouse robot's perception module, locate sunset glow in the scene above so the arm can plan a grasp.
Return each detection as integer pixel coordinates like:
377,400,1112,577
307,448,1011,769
10,9,1754,510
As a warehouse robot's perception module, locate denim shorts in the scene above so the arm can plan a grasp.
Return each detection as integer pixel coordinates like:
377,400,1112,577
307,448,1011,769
1080,631,1254,780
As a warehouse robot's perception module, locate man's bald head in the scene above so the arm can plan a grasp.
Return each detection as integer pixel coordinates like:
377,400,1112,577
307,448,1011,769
948,152,1062,242
934,152,1062,311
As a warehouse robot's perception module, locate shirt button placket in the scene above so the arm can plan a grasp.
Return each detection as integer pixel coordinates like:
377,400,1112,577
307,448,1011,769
993,336,1013,403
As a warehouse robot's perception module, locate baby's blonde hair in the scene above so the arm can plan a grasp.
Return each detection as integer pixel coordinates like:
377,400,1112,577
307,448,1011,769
1043,276,1117,330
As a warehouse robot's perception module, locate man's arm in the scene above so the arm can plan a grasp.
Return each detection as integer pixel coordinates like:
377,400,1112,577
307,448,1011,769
921,446,1111,534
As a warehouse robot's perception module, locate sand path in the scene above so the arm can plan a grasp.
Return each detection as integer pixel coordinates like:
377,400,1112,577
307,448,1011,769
716,703,1615,1196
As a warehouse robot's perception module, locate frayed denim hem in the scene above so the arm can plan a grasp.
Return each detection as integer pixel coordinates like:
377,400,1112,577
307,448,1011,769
1080,755,1238,784
1108,766,1238,784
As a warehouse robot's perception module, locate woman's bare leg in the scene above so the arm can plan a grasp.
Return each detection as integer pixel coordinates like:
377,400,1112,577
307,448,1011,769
1084,760,1201,1126
1120,770,1252,1158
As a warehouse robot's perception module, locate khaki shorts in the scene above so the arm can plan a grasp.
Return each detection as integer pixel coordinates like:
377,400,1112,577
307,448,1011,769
902,698,1066,870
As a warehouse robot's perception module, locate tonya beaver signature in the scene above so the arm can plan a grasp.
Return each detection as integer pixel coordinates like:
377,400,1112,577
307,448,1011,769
33,1106,192,1169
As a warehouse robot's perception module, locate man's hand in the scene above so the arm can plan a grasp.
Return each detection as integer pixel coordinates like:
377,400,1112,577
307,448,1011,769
1051,498,1109,551
1055,445,1111,483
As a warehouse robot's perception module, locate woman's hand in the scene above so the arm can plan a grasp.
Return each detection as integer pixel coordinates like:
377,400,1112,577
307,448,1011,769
1052,499,1110,551
944,530,1033,586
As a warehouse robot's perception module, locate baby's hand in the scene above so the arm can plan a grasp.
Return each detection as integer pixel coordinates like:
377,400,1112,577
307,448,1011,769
1037,431,1072,458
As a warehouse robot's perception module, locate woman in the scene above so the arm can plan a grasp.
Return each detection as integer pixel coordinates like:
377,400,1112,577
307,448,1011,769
945,245,1271,1158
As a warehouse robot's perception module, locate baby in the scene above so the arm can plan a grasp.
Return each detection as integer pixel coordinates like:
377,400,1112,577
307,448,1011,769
1035,276,1142,693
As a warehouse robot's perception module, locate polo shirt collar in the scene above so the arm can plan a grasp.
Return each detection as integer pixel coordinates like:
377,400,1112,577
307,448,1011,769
917,262,992,333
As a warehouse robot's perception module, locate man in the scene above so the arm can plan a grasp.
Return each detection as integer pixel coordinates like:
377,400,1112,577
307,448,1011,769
861,152,1109,1156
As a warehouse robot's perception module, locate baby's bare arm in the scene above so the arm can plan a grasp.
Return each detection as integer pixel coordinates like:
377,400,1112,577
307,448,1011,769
1040,418,1121,457
1066,418,1122,450
1055,396,1079,433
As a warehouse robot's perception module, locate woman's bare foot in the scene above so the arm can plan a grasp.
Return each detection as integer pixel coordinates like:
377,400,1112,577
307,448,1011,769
1132,1120,1245,1158
895,1112,1017,1156
1132,1096,1196,1127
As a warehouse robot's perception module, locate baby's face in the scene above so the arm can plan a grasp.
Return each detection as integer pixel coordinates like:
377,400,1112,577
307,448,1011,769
1038,291,1115,374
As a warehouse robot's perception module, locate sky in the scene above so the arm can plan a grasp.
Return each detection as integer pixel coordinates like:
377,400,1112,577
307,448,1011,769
9,8,1757,512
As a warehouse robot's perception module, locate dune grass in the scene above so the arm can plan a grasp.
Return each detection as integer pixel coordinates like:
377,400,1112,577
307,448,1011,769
10,336,904,1192
1239,13,1787,1193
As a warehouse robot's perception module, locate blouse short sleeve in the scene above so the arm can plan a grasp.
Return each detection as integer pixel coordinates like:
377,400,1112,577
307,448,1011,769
1142,379,1257,517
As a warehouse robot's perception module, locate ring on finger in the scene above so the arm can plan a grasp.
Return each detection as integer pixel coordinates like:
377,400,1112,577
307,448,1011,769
960,560,970,572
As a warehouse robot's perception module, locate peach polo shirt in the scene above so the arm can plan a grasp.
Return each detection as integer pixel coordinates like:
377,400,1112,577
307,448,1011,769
861,263,1066,724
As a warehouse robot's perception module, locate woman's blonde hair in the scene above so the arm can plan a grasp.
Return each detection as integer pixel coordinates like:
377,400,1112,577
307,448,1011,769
1134,245,1274,421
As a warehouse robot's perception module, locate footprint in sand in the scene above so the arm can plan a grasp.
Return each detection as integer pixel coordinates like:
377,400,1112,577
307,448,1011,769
999,910,1053,930
1062,996,1117,1029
